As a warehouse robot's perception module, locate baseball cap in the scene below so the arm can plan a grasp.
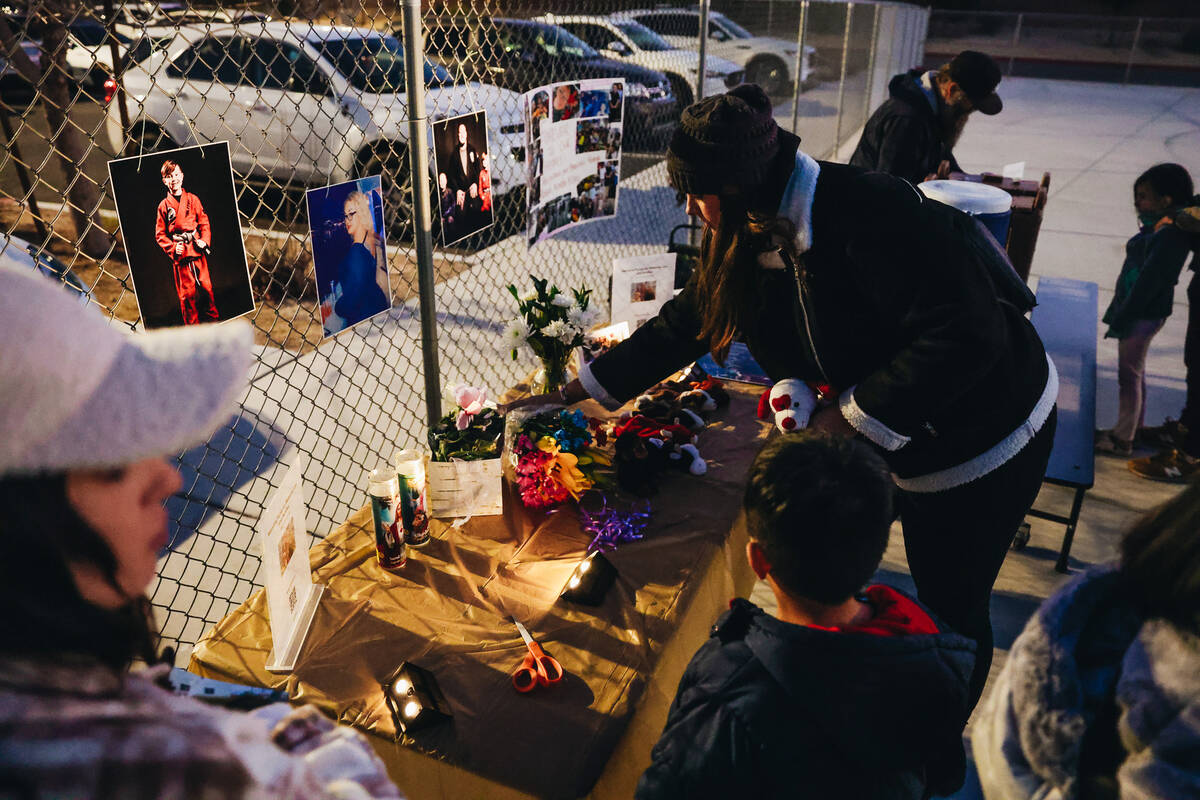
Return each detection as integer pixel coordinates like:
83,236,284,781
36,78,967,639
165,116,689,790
0,250,253,476
948,51,1003,116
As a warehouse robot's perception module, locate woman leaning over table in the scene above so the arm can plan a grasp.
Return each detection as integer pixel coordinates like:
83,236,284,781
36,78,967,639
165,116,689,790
505,84,1057,713
0,259,404,799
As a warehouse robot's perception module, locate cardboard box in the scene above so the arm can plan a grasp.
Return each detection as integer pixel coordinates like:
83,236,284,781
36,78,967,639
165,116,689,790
427,458,503,518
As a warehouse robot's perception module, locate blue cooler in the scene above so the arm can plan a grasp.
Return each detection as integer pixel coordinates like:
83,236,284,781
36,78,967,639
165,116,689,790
918,179,1013,246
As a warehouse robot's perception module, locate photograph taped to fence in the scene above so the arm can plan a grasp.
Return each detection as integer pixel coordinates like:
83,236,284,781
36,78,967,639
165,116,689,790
432,110,494,246
107,141,254,330
525,78,624,247
305,175,391,339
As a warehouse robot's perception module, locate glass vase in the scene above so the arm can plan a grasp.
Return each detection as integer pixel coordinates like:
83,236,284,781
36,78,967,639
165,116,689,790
533,354,570,396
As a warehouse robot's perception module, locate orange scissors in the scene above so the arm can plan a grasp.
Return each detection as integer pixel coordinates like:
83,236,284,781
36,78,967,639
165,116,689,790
511,619,564,693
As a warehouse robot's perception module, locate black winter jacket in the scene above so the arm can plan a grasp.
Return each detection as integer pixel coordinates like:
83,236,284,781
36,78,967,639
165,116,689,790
582,147,1053,487
635,594,976,800
849,70,961,185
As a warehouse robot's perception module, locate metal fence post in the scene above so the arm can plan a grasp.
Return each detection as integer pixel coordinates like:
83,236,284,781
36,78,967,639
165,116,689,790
1009,13,1023,76
401,0,442,427
832,2,853,156
789,0,809,135
696,0,710,102
860,4,881,127
1124,17,1143,84
688,0,712,250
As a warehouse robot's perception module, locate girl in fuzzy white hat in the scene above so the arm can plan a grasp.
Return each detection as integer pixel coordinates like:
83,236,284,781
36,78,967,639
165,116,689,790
0,255,405,799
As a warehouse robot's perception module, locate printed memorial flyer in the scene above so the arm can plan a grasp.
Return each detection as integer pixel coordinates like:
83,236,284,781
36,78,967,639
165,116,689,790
525,78,624,246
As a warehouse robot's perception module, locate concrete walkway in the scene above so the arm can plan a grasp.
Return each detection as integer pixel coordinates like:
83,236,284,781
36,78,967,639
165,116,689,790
759,76,1200,798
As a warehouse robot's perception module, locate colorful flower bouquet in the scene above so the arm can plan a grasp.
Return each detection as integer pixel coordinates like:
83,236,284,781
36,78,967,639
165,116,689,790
426,385,505,518
505,276,603,395
509,408,613,510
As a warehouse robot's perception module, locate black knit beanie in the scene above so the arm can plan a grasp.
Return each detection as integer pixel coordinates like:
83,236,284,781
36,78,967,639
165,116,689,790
666,84,783,196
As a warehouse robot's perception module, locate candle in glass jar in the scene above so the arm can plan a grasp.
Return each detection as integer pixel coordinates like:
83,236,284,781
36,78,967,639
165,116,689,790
394,449,430,546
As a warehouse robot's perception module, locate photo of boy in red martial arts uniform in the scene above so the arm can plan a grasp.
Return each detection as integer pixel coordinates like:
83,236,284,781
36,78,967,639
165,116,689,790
155,159,218,325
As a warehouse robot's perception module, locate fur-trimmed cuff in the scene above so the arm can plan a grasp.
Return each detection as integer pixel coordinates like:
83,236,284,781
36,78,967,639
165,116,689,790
838,387,912,452
578,361,623,411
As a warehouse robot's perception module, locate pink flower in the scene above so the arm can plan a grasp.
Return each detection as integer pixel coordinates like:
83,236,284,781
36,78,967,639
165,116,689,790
453,384,487,430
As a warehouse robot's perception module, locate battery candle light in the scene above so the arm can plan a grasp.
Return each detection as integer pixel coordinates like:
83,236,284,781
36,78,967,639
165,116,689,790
383,662,451,734
559,551,617,606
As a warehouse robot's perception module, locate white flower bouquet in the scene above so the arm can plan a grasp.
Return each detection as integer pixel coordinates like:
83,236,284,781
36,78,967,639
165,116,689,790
505,276,603,394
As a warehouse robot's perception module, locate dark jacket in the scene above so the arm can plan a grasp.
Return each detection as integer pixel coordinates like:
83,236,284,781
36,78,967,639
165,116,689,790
446,143,480,194
849,70,961,185
1102,222,1192,339
636,590,976,800
584,147,1052,486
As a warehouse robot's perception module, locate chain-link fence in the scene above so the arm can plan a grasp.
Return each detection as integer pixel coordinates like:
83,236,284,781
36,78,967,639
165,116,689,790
927,10,1200,86
0,0,926,665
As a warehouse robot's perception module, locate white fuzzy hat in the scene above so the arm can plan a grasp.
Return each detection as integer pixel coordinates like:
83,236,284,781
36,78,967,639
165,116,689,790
0,253,254,476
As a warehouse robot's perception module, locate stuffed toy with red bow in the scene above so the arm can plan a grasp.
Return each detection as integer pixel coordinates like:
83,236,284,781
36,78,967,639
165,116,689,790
612,415,670,495
680,377,730,414
613,414,707,495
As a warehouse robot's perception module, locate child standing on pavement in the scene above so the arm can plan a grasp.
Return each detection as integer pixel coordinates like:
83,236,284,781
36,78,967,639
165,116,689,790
1095,163,1194,456
1128,196,1200,481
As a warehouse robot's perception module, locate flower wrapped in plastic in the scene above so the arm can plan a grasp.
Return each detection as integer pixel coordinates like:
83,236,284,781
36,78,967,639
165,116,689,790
507,407,613,510
426,385,505,517
428,385,503,462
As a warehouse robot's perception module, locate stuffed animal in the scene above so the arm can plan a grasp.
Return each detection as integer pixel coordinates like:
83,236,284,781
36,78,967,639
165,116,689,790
613,415,707,494
757,378,818,433
657,421,707,476
634,387,706,432
680,377,730,414
613,417,670,496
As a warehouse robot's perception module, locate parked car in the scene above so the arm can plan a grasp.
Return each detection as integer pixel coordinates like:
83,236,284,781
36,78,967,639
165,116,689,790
98,2,187,39
0,232,90,300
105,22,528,231
424,17,677,152
0,38,42,105
534,13,743,106
1,13,133,99
626,8,816,96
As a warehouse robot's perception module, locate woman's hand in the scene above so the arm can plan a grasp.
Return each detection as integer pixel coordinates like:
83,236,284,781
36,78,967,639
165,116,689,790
498,391,563,415
808,404,856,438
498,379,588,415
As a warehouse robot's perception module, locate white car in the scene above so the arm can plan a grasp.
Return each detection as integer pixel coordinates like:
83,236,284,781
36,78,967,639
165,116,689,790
106,22,527,229
625,8,816,96
534,14,743,106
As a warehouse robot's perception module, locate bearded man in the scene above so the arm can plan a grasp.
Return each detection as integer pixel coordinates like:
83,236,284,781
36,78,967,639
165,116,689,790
850,51,1003,185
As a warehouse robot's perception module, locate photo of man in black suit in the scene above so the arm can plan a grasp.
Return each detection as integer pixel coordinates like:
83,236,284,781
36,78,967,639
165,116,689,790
433,111,494,245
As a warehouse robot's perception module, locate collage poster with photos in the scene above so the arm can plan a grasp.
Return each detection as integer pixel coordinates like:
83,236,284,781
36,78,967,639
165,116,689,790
524,78,624,246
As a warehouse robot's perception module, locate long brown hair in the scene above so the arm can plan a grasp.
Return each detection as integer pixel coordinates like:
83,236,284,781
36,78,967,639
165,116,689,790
0,473,160,669
1120,479,1200,632
693,192,797,362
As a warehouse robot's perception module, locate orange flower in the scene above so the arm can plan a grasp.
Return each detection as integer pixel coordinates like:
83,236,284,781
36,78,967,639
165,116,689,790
552,451,593,498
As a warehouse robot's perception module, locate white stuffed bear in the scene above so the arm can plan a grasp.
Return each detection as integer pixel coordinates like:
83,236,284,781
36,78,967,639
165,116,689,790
768,379,818,433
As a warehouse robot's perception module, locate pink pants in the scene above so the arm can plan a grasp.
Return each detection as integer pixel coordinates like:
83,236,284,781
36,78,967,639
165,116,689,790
1114,318,1166,442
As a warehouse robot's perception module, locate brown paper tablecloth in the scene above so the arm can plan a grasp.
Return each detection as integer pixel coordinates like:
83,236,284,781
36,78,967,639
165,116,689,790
191,385,769,799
